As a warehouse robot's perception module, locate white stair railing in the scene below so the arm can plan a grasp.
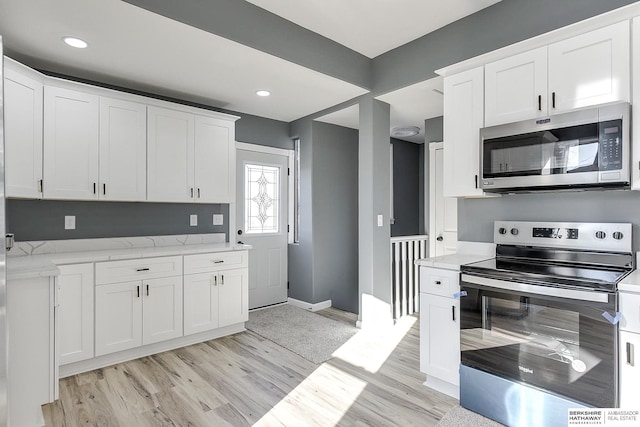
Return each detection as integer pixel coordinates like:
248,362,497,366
391,235,428,320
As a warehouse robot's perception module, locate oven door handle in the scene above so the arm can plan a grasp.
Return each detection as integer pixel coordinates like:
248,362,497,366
460,273,609,303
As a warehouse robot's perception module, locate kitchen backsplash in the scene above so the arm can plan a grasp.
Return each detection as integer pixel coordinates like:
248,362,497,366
7,233,226,257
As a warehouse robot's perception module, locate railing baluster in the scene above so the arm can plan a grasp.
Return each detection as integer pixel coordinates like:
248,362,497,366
390,235,428,320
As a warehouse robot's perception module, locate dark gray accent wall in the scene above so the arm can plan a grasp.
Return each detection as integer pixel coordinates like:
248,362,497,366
312,122,359,313
234,113,292,150
391,138,420,237
458,190,640,251
123,0,372,89
372,0,638,93
6,200,229,242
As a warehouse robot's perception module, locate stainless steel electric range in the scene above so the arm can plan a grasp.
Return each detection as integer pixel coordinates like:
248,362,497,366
459,221,633,427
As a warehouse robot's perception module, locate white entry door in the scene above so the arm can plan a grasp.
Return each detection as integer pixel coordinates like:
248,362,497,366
236,147,289,309
429,142,457,256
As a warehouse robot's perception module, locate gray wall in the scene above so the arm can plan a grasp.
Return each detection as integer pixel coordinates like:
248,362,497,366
312,122,359,313
6,200,228,241
391,138,420,237
458,190,640,251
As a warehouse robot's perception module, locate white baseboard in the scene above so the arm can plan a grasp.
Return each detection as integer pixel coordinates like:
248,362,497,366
423,376,460,400
287,297,331,312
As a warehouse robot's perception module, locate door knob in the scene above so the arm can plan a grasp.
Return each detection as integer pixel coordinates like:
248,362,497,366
436,236,444,242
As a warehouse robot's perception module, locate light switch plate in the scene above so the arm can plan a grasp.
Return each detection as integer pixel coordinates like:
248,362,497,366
190,214,198,227
377,214,383,227
213,214,224,226
65,215,76,230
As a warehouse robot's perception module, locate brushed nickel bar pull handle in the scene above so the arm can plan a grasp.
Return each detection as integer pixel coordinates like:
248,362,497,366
137,285,140,298
475,174,478,189
93,182,97,194
103,183,106,195
552,92,556,109
538,95,542,111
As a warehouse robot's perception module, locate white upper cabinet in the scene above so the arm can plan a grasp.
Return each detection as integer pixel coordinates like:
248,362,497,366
43,86,100,200
99,97,147,201
3,62,44,198
548,21,630,113
147,106,195,203
485,21,630,126
194,115,234,203
631,17,640,190
485,47,548,126
148,106,236,203
443,66,485,198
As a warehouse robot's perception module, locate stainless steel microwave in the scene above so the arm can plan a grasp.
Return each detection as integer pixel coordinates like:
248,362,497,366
479,102,630,193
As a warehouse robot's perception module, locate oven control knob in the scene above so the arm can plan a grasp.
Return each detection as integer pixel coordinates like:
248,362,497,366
595,231,606,239
612,231,624,240
498,227,507,235
510,228,519,236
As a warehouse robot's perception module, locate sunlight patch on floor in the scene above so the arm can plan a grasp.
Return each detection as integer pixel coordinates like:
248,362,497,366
254,362,367,426
331,315,417,374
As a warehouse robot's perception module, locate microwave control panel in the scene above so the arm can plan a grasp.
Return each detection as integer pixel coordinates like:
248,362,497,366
599,120,623,171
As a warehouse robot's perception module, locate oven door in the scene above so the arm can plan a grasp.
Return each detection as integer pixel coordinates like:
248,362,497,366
460,273,618,408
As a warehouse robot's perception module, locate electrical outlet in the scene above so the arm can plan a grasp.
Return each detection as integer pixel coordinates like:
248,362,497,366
213,214,224,226
65,215,76,230
190,214,198,226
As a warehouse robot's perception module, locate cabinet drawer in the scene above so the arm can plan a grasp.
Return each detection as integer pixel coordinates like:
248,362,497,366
620,291,640,333
184,250,248,275
96,256,182,285
420,267,459,297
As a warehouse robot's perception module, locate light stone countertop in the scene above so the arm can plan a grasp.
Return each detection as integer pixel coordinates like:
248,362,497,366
414,241,496,271
7,240,251,281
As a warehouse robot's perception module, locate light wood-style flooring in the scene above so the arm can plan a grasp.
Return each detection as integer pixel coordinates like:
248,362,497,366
43,308,457,426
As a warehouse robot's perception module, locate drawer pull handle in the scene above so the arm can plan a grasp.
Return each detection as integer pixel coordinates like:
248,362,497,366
435,280,441,285
628,342,635,366
212,260,224,264
136,268,150,272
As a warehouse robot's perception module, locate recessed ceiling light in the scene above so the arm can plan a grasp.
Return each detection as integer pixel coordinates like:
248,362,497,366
256,90,271,97
62,36,88,49
391,126,421,138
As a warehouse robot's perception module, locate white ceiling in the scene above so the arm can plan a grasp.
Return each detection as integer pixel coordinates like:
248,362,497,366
0,0,497,127
316,78,444,144
245,0,501,58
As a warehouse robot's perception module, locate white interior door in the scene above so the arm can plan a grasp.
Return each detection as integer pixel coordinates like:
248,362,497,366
429,143,457,256
236,147,289,309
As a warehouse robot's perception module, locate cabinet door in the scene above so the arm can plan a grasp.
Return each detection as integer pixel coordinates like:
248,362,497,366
184,273,220,335
619,330,640,408
99,97,147,201
58,264,94,365
43,86,99,199
485,47,547,126
194,115,234,203
548,21,630,113
443,67,484,197
147,106,194,202
632,17,640,190
95,281,142,356
142,276,183,345
419,293,459,385
218,268,249,328
4,67,43,198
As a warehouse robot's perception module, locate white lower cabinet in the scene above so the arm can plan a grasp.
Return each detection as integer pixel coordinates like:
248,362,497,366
619,290,640,407
419,266,460,399
184,251,249,335
142,276,183,345
58,263,94,365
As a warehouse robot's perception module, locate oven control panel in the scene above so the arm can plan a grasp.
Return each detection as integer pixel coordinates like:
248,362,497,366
494,221,632,252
